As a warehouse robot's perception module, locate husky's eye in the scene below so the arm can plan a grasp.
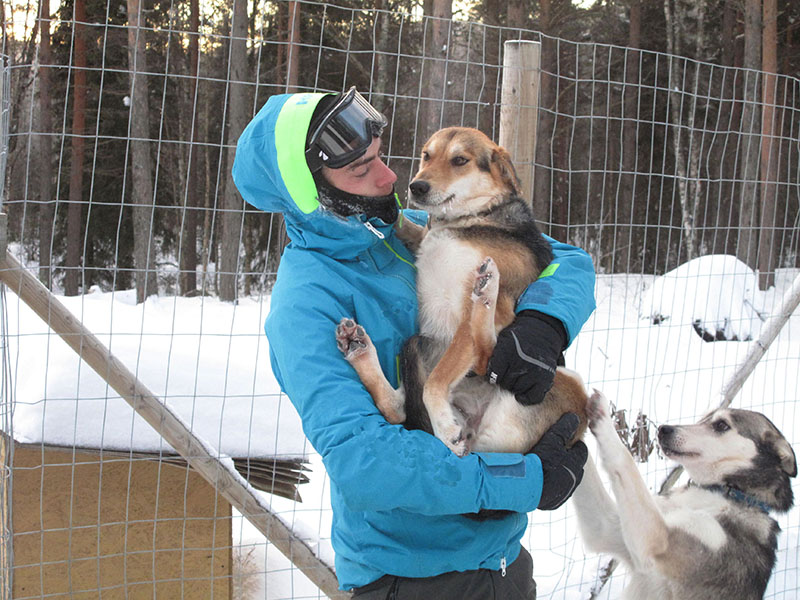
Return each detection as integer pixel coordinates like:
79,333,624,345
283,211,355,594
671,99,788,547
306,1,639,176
452,156,468,167
712,420,730,433
422,151,430,161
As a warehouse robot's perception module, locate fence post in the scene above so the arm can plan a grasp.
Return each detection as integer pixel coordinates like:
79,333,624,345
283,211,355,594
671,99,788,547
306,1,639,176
499,40,540,208
0,54,11,600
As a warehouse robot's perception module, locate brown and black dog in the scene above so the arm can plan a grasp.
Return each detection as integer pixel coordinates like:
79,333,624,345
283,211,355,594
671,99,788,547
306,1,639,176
336,127,587,456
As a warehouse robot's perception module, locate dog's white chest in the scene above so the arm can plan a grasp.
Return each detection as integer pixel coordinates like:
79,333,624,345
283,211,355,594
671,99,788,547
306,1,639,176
415,230,483,340
657,488,729,551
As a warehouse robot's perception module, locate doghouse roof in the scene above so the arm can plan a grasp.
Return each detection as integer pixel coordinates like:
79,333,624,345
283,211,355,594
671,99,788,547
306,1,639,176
5,291,310,485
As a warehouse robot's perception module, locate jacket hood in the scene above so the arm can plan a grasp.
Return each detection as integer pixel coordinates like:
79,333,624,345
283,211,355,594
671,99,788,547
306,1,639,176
233,93,397,259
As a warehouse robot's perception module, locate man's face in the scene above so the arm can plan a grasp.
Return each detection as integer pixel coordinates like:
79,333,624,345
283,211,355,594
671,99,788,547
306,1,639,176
322,137,397,197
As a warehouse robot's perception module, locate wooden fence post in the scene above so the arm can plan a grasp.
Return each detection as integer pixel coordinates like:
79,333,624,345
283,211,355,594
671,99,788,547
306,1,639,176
499,40,541,208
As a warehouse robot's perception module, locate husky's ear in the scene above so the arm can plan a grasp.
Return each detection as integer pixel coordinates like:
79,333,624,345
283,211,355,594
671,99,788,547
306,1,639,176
490,146,521,197
765,429,797,477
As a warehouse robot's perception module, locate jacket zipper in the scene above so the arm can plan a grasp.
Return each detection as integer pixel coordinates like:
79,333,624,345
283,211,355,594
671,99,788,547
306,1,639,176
363,221,385,239
360,223,416,295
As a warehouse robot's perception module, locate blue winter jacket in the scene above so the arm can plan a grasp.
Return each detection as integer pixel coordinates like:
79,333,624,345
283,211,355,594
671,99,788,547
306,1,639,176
232,93,597,591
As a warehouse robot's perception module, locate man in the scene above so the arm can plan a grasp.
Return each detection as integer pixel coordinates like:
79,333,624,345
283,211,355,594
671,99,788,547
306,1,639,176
233,88,595,598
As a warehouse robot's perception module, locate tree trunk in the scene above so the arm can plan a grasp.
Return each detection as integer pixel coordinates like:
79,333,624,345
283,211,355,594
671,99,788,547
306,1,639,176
127,0,157,303
664,0,702,262
276,3,285,88
286,1,300,92
218,0,251,302
533,0,554,232
717,0,738,256
418,0,452,144
179,0,200,296
373,0,393,115
37,0,54,289
758,0,778,289
737,0,761,271
64,0,88,296
507,0,525,26
201,99,213,292
616,0,640,272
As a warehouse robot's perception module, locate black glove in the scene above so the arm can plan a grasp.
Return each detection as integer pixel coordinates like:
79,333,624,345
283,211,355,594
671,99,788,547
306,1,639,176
486,310,567,406
530,413,588,510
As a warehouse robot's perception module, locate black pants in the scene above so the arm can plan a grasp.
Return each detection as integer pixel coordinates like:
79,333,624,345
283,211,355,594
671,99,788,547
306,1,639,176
350,546,536,600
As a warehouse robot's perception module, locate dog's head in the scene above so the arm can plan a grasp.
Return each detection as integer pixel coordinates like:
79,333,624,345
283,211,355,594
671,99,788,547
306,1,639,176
658,408,797,511
407,127,521,220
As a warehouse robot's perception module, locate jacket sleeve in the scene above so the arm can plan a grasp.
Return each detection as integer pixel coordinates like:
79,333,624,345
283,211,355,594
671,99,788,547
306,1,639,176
266,294,545,516
515,235,596,345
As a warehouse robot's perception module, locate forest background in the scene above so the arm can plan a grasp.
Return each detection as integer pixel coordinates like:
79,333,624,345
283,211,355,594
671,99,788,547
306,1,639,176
2,0,799,304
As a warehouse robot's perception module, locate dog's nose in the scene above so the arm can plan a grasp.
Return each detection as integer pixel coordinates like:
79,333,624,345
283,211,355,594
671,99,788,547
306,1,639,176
658,425,674,438
409,180,430,197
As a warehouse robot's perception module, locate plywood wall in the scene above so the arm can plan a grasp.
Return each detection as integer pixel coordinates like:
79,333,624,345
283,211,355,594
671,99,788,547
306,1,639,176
10,444,232,599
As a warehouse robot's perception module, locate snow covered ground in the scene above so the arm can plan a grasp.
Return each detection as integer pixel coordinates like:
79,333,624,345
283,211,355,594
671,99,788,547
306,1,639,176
5,255,800,599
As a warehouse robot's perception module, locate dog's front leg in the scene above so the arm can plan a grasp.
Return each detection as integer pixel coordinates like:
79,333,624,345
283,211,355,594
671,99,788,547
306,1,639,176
571,456,632,562
423,258,502,456
469,257,501,375
394,216,427,254
588,391,669,572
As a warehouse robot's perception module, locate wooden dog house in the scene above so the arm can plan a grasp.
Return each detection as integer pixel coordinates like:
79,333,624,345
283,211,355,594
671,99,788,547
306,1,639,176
4,435,233,599
2,433,307,599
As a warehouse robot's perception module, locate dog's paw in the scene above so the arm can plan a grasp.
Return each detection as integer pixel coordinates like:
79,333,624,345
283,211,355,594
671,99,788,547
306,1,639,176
587,389,611,430
471,257,499,308
335,318,373,362
431,409,471,457
587,389,624,454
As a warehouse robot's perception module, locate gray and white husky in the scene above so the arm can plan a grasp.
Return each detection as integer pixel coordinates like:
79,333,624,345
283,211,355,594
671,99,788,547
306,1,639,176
573,390,797,600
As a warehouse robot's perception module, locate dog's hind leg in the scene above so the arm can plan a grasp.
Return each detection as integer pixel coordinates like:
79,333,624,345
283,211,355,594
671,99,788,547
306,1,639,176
336,318,406,424
423,318,476,456
588,390,670,572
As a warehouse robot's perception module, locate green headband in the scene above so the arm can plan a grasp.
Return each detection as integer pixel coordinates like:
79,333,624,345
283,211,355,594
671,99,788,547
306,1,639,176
275,93,331,214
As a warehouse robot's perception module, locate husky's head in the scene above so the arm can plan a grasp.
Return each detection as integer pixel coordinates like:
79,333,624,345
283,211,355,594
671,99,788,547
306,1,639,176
658,408,797,512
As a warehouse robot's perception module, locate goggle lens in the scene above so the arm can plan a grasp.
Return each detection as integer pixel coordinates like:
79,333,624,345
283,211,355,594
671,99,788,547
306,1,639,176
307,88,387,171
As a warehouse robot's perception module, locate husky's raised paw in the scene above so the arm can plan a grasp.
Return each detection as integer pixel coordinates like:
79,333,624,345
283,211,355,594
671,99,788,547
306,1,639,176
587,389,614,434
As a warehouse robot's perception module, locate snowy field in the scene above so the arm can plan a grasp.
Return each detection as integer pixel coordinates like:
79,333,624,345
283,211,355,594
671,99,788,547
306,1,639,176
5,255,800,599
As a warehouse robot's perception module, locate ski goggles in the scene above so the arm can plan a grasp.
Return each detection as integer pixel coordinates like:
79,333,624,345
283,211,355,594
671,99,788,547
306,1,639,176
305,87,388,172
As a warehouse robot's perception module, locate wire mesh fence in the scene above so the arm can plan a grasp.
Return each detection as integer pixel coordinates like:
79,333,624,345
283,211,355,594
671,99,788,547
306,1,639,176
0,1,799,598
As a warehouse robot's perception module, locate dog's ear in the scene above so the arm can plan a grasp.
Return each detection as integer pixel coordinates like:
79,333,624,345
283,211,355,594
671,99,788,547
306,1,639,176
490,146,522,197
765,428,797,477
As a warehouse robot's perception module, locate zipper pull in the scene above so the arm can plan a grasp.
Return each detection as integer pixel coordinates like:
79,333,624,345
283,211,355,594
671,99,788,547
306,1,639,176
363,221,385,239
500,556,507,577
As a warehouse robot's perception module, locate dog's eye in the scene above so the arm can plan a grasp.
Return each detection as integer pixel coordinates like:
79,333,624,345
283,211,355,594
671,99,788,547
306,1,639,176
451,156,468,167
422,151,430,162
712,420,730,433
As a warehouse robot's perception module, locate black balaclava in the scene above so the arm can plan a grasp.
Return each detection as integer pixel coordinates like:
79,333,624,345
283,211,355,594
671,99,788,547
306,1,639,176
314,176,399,224
306,95,399,224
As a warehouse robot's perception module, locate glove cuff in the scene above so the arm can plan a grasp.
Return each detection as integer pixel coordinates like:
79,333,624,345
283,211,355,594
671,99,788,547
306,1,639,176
517,310,568,352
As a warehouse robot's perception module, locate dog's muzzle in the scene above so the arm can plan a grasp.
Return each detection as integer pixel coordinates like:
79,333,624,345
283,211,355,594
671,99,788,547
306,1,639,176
408,180,431,203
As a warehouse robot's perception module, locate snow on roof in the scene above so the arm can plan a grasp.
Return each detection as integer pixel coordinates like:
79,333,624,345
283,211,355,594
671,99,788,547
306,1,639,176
5,289,309,459
639,255,765,341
